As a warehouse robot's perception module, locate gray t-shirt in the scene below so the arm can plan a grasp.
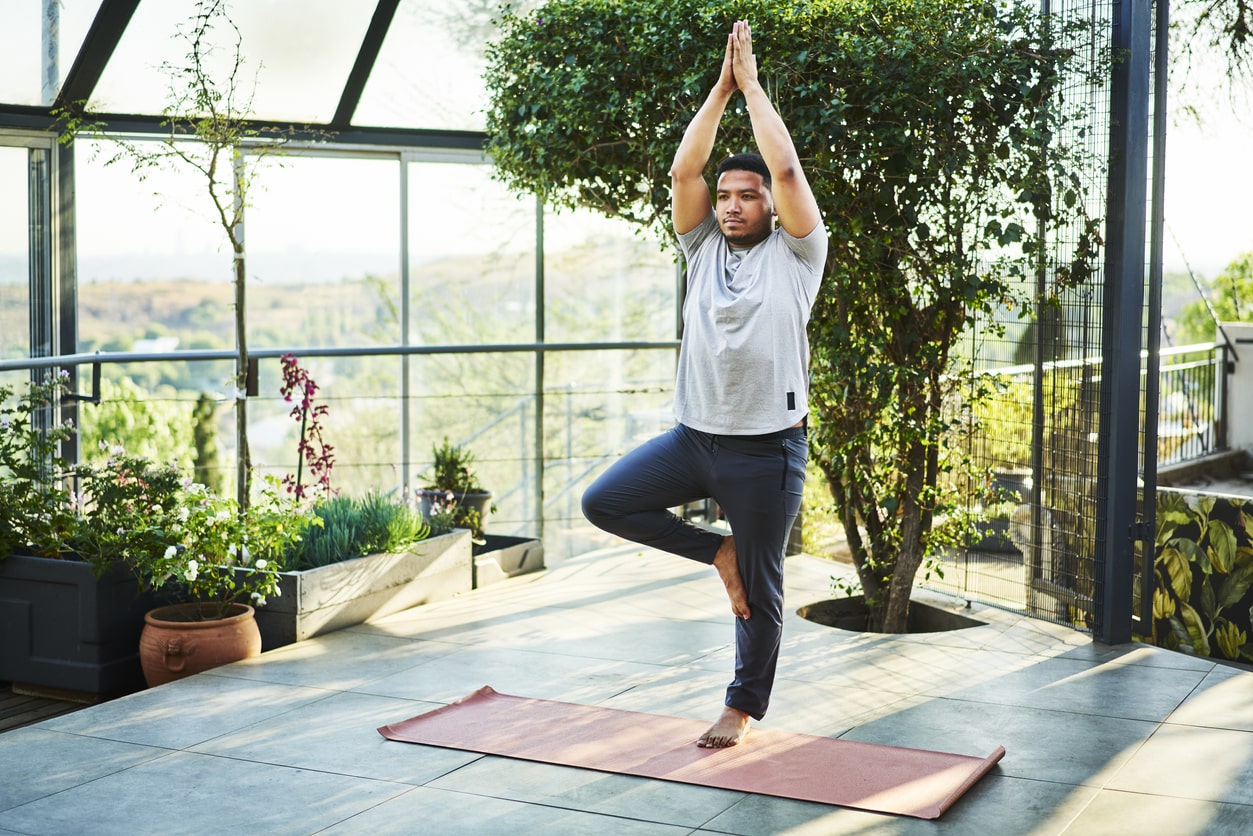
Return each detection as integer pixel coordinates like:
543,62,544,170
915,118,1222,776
674,211,827,434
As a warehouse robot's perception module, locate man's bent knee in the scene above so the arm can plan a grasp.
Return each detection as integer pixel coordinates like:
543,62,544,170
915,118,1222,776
581,482,618,529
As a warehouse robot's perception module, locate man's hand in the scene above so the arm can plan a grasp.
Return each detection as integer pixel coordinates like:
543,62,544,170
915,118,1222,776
730,20,759,90
714,30,737,97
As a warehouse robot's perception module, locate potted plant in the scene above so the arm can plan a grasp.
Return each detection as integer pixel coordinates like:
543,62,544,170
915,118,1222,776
418,437,495,542
1,373,167,697
124,474,314,686
0,372,315,692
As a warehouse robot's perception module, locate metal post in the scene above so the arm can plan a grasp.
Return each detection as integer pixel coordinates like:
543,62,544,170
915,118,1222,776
1096,0,1152,644
534,194,546,540
41,0,59,106
1138,0,1170,634
399,155,411,494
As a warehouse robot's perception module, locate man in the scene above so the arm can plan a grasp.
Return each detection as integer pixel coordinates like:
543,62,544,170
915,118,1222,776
582,20,826,747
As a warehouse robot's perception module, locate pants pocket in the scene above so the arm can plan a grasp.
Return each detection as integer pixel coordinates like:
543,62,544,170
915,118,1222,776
781,437,807,495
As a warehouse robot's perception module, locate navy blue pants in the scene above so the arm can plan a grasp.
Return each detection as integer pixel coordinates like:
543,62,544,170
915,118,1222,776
581,422,807,720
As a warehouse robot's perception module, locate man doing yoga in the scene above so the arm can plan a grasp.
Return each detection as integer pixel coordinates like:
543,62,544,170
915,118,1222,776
582,20,826,748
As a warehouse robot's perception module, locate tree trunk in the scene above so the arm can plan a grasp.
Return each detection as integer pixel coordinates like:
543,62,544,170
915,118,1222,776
234,244,250,510
231,149,250,511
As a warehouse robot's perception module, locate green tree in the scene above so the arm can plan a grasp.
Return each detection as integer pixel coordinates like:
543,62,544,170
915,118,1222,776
1175,252,1253,344
485,0,1103,631
57,0,321,510
192,392,225,495
1174,0,1253,84
79,376,194,467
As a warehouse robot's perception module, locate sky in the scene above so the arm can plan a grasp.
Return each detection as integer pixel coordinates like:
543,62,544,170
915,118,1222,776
1160,85,1253,279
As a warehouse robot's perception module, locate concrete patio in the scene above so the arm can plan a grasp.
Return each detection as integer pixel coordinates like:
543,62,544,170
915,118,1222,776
3,545,1253,835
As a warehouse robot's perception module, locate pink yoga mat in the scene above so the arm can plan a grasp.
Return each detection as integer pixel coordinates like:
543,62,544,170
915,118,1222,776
378,686,1004,819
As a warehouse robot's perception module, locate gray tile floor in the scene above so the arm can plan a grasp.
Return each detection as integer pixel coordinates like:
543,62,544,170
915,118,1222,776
4,546,1253,835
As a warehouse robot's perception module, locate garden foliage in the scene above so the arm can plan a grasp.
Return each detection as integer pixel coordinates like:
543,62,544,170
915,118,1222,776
485,0,1105,630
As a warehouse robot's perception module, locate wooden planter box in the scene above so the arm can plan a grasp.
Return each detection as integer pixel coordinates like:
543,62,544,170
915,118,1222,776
247,529,473,650
0,554,165,698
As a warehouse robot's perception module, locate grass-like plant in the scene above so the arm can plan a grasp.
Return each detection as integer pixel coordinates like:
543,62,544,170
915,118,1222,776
287,492,430,571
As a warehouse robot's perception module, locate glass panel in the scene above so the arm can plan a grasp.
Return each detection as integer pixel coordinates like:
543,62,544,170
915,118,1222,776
0,2,43,107
0,146,31,361
245,154,401,349
74,138,230,354
92,0,374,123
355,0,499,131
0,1,100,107
544,207,677,343
407,161,535,345
251,354,402,498
409,351,536,534
543,348,676,562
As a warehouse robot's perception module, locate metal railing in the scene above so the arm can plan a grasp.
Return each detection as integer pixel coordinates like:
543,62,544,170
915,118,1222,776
1,340,680,563
1150,342,1229,468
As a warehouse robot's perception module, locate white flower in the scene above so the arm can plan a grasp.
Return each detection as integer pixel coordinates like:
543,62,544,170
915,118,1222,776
250,592,267,607
178,506,190,523
240,545,252,566
254,558,266,570
273,586,282,598
163,545,177,560
184,560,199,582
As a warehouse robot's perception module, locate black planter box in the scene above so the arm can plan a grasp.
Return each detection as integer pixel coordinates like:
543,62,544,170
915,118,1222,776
0,554,163,698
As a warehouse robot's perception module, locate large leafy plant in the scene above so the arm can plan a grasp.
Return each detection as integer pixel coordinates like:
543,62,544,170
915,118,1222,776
1154,491,1253,662
485,0,1104,630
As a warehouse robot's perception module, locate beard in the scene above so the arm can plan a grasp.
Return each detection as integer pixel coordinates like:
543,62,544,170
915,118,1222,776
719,216,772,247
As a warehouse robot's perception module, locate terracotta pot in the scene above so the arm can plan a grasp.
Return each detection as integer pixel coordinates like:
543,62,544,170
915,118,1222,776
139,602,262,687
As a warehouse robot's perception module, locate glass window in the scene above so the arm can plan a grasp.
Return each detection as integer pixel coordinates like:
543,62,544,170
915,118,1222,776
543,207,678,344
251,354,403,498
92,0,374,123
0,1,100,107
408,351,535,529
407,161,535,345
355,0,500,131
542,348,676,560
74,138,230,354
245,154,402,349
0,146,31,361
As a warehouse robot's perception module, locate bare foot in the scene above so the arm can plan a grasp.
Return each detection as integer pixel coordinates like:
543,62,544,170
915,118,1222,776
698,706,751,748
713,535,751,619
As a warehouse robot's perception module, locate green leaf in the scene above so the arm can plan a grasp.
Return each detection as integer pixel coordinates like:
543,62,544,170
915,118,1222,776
1174,601,1210,657
1199,578,1217,620
1158,545,1192,601
1217,556,1253,609
1207,519,1237,573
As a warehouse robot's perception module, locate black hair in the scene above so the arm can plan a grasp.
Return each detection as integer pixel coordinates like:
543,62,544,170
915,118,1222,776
715,153,772,189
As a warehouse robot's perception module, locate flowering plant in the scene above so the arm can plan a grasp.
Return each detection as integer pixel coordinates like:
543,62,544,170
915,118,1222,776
0,372,78,558
279,353,334,499
123,475,314,618
2,374,314,619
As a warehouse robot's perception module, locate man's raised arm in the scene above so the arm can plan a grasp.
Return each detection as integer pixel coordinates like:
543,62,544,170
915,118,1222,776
670,33,737,236
730,21,822,238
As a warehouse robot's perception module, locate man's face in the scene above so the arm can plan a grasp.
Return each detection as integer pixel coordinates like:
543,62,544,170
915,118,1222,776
715,169,774,247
